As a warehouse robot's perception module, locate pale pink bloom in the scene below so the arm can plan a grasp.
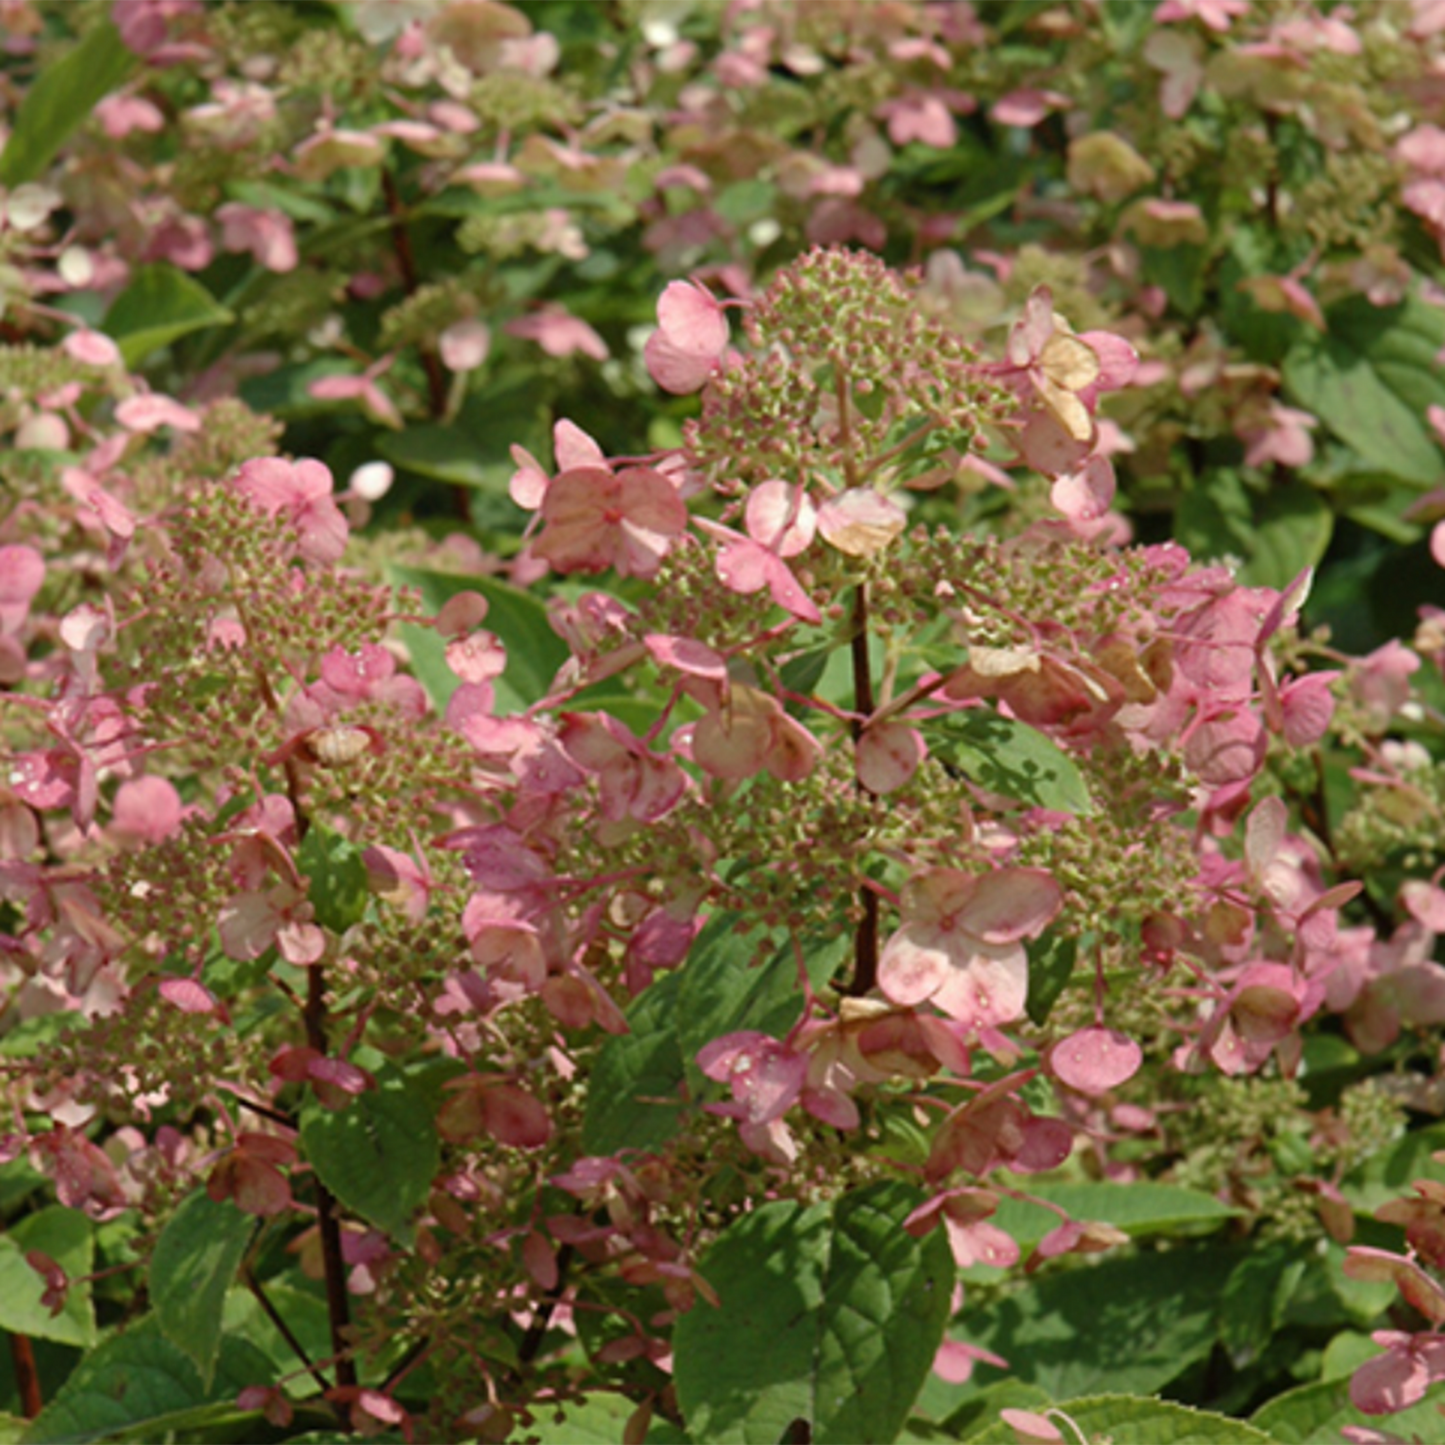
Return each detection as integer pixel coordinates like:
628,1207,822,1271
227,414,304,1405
1144,28,1205,117
559,713,687,822
451,161,525,194
931,1338,1008,1386
1350,1331,1445,1415
62,329,120,367
115,393,201,433
0,545,45,633
218,882,325,966
857,720,926,794
1051,1026,1142,1093
94,93,164,138
1273,11,1362,53
1000,1409,1063,1442
1199,962,1324,1074
216,203,297,273
309,357,403,429
292,127,385,182
688,685,821,783
1050,455,1116,521
877,92,962,149
1237,272,1325,330
533,464,687,578
504,305,608,360
745,481,816,557
439,318,490,372
233,456,349,565
644,280,729,394
1154,0,1251,31
109,776,182,844
142,212,212,270
1121,199,1207,251
991,88,1070,128
1238,400,1317,468
879,868,1063,1029
695,519,820,622
1397,124,1445,176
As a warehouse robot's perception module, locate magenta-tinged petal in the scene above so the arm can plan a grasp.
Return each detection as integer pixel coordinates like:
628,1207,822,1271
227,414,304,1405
644,331,716,393
1051,1027,1143,1093
481,1083,553,1149
656,279,728,354
962,868,1064,944
0,544,45,633
745,480,816,557
857,721,925,794
111,775,182,843
878,924,951,1006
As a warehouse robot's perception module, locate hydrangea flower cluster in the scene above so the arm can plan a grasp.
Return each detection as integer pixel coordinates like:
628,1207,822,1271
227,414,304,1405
2,144,1444,1418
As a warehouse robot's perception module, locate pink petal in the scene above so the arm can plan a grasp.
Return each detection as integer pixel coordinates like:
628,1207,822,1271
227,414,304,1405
857,721,925,793
1051,1027,1143,1093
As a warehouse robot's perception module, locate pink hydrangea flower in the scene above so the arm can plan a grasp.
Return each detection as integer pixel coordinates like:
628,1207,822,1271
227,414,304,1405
233,456,349,565
504,305,608,360
216,203,297,273
532,464,687,579
879,868,1064,1029
644,280,730,393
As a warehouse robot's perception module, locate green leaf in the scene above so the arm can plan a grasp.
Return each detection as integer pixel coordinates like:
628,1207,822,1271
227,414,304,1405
936,1245,1225,1404
1024,933,1075,1026
297,824,369,933
0,19,135,186
674,1182,954,1445
388,564,568,713
375,425,497,490
1177,472,1333,589
1283,293,1445,485
1220,1242,1307,1360
1017,1181,1242,1240
1236,483,1333,590
148,1191,255,1389
22,1316,274,1445
102,265,234,367
1250,1377,1445,1444
530,1393,649,1443
300,1064,439,1242
929,710,1094,816
581,971,687,1156
0,1207,95,1347
964,1394,1275,1445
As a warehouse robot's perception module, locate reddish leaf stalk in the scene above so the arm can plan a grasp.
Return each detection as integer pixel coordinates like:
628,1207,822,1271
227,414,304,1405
847,583,879,997
10,1333,42,1418
304,962,359,1393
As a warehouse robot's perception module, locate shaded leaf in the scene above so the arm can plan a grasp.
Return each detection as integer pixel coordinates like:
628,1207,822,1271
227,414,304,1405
1249,1377,1445,1444
582,971,687,1156
0,1207,95,1348
0,19,134,186
930,711,1093,815
22,1316,273,1445
1284,293,1445,485
965,1393,1274,1445
300,1065,439,1242
297,825,369,933
674,1182,953,1444
936,1245,1225,1405
149,1191,255,1389
102,265,234,367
